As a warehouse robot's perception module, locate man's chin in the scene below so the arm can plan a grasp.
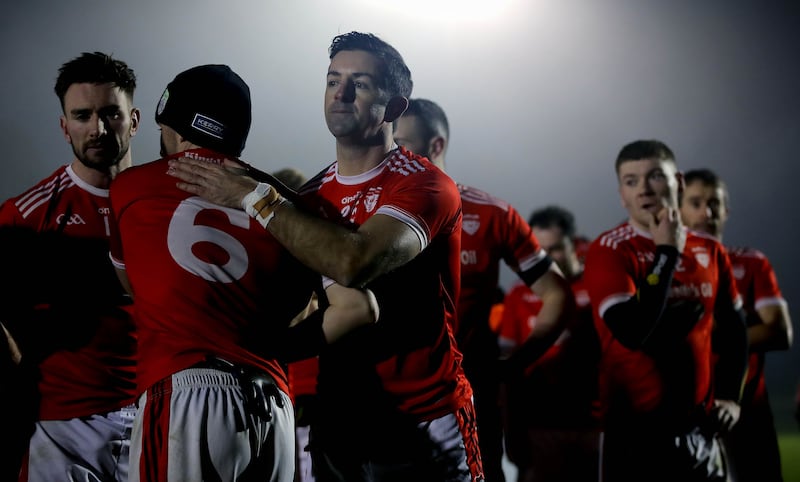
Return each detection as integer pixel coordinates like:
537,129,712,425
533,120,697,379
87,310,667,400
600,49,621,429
79,154,122,171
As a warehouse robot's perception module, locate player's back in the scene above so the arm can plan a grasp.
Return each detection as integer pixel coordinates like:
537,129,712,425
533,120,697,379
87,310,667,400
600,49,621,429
110,149,316,395
457,185,545,353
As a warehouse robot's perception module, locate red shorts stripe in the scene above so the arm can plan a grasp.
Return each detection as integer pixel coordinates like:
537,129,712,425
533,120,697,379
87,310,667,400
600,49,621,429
456,401,485,482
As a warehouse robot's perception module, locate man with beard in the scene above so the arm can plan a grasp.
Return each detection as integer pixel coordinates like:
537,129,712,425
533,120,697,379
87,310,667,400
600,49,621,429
0,52,140,481
680,168,793,482
166,32,483,481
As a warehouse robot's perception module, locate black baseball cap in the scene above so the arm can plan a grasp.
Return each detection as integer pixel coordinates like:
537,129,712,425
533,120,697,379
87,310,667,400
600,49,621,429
155,64,251,157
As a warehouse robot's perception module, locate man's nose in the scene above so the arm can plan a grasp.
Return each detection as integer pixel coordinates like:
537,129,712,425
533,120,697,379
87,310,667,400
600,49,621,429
89,114,108,137
336,81,356,102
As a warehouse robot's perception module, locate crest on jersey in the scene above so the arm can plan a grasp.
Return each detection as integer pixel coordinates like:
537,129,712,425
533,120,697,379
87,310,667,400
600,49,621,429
463,214,480,235
733,265,745,280
364,189,380,213
695,253,710,268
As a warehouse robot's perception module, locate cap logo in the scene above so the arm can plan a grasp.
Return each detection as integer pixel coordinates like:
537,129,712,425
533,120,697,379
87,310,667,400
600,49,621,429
191,114,225,140
156,88,169,116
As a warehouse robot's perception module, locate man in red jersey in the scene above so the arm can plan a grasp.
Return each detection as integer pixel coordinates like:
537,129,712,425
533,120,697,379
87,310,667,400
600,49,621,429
110,64,378,482
393,98,574,481
583,139,748,481
497,205,601,482
680,168,793,482
0,52,139,481
166,32,484,482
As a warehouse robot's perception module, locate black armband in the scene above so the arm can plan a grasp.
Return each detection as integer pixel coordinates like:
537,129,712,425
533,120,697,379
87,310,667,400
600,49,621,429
603,245,680,349
713,305,749,402
273,308,327,364
518,255,554,287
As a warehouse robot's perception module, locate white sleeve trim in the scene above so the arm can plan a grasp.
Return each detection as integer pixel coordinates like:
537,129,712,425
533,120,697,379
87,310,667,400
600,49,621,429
598,293,635,319
375,205,428,251
754,296,787,311
109,252,125,270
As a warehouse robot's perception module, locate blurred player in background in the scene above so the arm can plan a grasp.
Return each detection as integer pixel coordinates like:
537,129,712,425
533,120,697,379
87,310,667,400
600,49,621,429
680,167,792,482
395,98,574,481
497,205,600,482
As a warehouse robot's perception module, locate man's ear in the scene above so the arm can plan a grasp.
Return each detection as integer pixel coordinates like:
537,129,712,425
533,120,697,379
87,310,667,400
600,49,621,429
59,116,71,143
129,108,141,137
383,96,409,123
675,171,685,199
429,136,446,161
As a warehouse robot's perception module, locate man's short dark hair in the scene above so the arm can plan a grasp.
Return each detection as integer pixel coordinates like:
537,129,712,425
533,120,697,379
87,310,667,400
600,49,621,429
528,205,576,238
54,52,136,109
401,98,450,143
682,168,729,205
329,31,413,100
615,139,675,173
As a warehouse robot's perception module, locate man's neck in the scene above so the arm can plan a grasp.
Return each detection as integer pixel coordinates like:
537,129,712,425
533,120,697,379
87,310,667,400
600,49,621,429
71,153,131,189
335,138,396,177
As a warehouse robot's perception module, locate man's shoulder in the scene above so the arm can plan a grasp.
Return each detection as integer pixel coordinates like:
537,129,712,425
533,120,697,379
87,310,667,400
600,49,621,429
458,184,510,213
592,222,639,251
725,245,767,261
1,164,74,221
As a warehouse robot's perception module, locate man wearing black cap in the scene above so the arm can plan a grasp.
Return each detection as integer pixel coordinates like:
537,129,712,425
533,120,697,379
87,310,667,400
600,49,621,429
167,32,483,482
108,64,379,481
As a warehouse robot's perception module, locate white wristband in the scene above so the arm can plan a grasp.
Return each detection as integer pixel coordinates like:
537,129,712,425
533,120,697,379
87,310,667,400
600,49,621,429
242,182,272,216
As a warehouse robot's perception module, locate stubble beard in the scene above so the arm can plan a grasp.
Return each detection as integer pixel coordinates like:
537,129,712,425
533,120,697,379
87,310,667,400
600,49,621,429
74,136,129,174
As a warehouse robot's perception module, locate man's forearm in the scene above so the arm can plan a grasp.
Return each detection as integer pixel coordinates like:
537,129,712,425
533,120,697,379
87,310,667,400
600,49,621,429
265,202,378,287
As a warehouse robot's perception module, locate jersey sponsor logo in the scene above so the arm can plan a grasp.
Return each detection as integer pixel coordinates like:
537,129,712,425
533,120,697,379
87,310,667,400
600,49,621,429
56,213,86,225
669,282,713,299
462,214,480,235
461,249,478,265
184,150,225,165
340,192,362,205
191,114,225,140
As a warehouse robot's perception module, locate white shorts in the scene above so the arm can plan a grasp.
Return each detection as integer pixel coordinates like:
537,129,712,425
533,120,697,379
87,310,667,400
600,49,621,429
129,367,295,482
24,404,136,482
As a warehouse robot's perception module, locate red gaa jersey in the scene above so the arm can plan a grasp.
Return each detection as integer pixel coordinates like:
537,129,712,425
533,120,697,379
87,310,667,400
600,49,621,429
297,146,470,421
109,149,316,395
0,164,137,419
457,185,550,360
584,222,741,419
